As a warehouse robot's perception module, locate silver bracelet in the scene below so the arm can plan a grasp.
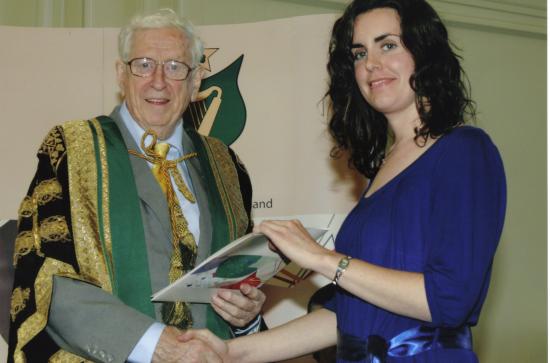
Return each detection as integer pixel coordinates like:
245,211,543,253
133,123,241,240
332,256,352,285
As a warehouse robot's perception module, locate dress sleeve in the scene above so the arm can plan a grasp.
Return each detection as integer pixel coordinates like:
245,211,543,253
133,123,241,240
317,284,337,313
423,128,506,327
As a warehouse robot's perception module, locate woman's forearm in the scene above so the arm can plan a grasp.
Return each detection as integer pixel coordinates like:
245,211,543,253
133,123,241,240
228,308,337,362
256,221,431,322
316,252,432,322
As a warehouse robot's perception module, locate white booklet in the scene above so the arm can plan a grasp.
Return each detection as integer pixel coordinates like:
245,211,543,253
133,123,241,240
151,227,327,303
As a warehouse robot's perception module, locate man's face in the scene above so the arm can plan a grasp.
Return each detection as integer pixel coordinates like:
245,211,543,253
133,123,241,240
116,27,200,139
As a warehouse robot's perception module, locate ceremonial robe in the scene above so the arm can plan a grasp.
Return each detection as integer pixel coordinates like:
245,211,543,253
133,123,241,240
8,107,252,362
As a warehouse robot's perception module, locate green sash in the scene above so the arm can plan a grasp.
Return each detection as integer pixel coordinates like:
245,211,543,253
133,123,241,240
88,117,249,338
186,125,250,339
92,116,155,318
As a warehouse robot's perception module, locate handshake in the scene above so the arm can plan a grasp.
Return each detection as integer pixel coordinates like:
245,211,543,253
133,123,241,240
151,219,329,363
151,282,265,363
152,326,231,363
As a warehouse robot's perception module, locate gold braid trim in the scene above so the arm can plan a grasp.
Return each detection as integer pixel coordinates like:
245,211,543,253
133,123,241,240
18,196,33,219
90,118,115,282
15,192,44,264
39,216,70,242
16,197,34,265
38,126,66,171
201,137,248,239
14,181,64,266
63,120,112,291
14,181,66,265
10,287,30,322
34,179,63,206
31,194,43,258
128,131,198,255
14,258,79,363
13,231,34,265
13,350,25,363
49,350,93,363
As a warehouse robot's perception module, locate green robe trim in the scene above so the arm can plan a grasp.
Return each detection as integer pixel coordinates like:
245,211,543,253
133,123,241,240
94,116,155,318
186,126,250,339
91,117,249,338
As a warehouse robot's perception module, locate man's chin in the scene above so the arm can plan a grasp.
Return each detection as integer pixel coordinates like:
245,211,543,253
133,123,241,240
141,120,179,139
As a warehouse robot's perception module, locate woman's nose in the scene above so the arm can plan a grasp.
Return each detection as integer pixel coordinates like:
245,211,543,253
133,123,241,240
365,54,381,72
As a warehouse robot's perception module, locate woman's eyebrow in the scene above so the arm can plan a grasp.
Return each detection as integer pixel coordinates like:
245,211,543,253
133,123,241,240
351,33,400,48
374,33,400,42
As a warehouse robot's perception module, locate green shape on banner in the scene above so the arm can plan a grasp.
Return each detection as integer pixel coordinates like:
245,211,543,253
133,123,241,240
183,55,247,146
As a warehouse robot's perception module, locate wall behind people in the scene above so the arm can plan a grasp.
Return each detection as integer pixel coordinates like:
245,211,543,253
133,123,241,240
0,1,546,363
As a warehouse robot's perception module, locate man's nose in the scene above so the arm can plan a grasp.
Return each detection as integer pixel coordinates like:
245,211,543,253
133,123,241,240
151,63,167,89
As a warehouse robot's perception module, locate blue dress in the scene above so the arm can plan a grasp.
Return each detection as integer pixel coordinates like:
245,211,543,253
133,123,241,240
326,126,506,362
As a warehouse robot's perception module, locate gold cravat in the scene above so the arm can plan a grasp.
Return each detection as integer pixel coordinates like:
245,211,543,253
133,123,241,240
129,129,198,329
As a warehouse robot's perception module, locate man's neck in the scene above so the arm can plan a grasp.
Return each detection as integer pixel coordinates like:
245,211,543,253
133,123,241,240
119,102,184,154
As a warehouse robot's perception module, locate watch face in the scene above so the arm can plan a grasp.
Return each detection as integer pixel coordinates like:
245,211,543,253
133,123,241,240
333,256,352,285
339,256,351,268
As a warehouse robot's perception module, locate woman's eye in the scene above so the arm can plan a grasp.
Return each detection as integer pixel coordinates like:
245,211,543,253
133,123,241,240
382,43,397,51
353,50,367,61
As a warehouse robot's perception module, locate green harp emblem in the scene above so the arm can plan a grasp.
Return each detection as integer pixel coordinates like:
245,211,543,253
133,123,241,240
184,55,247,146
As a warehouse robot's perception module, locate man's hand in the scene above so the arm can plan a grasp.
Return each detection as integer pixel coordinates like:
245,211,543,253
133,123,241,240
178,329,229,361
211,284,266,327
152,326,222,363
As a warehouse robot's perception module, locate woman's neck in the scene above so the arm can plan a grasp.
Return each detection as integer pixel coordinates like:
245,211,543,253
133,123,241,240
386,109,422,144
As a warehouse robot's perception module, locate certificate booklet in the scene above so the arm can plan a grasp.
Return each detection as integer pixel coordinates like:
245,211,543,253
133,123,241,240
151,227,327,303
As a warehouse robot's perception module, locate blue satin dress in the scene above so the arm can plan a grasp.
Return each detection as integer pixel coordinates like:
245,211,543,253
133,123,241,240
325,126,507,362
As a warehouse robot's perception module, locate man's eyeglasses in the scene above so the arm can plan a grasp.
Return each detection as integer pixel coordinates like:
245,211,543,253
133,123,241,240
126,57,194,81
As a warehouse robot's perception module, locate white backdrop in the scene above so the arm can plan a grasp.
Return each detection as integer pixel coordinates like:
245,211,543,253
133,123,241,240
0,15,366,362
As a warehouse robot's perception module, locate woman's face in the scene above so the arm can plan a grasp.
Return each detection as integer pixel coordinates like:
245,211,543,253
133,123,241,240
352,8,417,119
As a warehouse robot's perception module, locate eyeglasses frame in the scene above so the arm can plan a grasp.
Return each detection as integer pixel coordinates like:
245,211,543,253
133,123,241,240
126,57,195,81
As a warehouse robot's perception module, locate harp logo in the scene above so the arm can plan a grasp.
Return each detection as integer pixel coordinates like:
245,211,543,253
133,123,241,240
183,48,247,146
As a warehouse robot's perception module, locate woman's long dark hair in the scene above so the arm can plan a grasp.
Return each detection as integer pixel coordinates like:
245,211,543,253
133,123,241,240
327,0,475,178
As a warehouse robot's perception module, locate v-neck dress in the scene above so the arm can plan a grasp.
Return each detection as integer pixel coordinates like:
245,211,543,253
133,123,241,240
325,126,507,362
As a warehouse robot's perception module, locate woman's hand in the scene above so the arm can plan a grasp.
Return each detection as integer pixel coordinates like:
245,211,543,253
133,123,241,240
254,220,333,271
177,329,230,362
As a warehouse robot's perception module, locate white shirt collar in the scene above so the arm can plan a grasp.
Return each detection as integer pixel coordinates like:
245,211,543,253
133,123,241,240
119,102,184,156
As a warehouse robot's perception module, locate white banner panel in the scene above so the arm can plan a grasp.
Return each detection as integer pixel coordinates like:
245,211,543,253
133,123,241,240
1,15,367,220
0,15,368,361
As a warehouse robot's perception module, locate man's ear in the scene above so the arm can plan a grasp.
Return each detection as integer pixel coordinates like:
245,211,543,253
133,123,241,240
190,67,204,102
115,60,127,96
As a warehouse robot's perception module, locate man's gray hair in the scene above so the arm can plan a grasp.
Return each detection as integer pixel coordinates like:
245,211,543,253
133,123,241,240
118,8,204,67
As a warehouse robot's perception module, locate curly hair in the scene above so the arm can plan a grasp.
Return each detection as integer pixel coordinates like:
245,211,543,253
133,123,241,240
327,0,475,178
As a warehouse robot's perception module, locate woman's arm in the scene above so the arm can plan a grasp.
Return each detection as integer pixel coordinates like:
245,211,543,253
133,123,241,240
230,308,336,362
180,308,336,363
323,251,430,321
257,221,432,322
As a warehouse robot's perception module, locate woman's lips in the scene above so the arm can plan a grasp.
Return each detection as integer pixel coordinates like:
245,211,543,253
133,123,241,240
369,78,394,89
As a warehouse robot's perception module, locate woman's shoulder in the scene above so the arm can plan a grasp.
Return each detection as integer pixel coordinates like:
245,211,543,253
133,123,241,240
431,125,504,177
439,125,499,155
446,125,492,142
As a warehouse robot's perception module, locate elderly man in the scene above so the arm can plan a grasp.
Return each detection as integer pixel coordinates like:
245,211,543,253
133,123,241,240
9,9,264,363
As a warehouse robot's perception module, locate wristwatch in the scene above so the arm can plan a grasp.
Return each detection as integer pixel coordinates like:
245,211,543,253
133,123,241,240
332,255,352,285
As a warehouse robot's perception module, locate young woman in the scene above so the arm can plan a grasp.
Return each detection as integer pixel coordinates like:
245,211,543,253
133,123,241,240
182,0,506,361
